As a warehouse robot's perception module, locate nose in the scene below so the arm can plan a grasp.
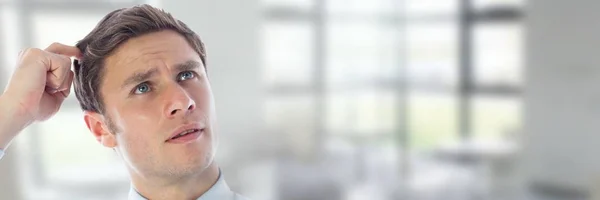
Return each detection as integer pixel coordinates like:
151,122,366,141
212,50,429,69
163,84,196,119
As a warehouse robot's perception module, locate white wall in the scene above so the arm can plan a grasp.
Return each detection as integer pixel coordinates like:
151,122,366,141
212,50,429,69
0,145,22,200
523,0,600,193
161,0,263,191
0,9,22,200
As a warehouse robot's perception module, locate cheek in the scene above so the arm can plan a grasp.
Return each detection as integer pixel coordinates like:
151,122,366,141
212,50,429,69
116,117,164,158
120,132,150,153
189,82,215,110
118,99,161,125
113,108,162,152
117,131,159,169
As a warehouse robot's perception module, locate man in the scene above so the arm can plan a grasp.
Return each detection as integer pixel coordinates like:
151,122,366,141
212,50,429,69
0,4,249,200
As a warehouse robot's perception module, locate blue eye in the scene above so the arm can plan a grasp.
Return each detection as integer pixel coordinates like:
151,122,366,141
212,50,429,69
134,82,151,94
177,71,196,81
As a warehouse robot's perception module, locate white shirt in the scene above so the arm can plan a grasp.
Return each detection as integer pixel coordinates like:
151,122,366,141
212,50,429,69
128,171,250,200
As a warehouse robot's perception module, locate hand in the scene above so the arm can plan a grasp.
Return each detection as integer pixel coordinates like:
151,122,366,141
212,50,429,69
0,42,82,149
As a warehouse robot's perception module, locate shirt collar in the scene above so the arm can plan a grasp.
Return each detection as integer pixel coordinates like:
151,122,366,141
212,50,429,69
128,170,234,200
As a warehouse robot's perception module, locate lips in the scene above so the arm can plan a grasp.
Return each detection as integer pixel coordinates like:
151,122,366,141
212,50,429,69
170,128,200,140
166,123,204,143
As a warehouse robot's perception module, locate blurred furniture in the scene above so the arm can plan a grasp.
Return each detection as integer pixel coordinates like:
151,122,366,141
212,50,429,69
435,138,519,198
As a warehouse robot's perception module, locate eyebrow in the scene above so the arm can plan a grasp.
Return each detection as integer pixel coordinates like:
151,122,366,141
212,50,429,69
120,60,203,90
175,60,202,72
120,67,159,90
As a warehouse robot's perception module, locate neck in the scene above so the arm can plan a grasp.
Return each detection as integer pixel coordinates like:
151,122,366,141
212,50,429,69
130,162,220,199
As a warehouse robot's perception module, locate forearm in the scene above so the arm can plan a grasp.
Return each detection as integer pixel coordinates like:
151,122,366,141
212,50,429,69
0,95,30,150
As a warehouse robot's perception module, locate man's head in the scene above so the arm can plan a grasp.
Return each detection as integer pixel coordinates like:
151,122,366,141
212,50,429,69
73,5,218,180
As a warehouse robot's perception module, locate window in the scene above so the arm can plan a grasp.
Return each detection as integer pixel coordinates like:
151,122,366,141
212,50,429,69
471,95,522,140
261,0,524,155
261,21,315,87
326,21,402,85
0,5,19,74
31,12,105,48
408,91,458,150
37,111,129,185
262,0,314,10
326,0,398,15
472,0,525,10
326,89,399,135
264,94,317,157
406,0,458,17
473,22,523,86
406,21,458,88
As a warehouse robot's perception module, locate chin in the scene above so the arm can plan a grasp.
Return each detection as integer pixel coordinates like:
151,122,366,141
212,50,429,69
181,148,215,171
168,157,212,177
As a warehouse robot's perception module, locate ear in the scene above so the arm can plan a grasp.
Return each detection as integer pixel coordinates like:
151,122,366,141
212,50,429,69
83,111,117,148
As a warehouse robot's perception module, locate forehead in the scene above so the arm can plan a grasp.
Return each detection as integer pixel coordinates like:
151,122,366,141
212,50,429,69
105,30,198,69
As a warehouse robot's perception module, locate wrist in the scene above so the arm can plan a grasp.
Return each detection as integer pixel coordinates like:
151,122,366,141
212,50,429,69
0,95,31,149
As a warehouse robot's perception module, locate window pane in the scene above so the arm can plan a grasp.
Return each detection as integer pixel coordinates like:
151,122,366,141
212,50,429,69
406,0,458,17
326,21,402,85
472,0,525,10
326,89,399,136
407,22,458,88
1,6,20,73
327,0,399,15
265,94,316,129
264,94,317,157
473,22,523,86
408,91,458,150
262,21,314,86
262,0,314,10
471,95,522,140
32,12,104,48
37,109,129,184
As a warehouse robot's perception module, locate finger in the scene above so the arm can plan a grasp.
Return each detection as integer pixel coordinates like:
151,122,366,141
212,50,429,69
57,70,74,98
45,85,59,94
38,91,63,121
44,53,72,90
44,42,83,59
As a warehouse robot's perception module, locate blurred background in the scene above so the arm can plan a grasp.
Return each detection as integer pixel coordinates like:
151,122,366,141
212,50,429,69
0,0,597,200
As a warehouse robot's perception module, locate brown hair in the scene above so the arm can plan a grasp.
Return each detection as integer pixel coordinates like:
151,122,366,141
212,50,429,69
73,4,206,114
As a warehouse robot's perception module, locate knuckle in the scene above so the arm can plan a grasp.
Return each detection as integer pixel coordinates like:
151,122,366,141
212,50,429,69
16,48,47,68
21,48,42,58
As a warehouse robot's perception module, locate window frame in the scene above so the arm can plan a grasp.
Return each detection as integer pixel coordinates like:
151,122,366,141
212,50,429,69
261,0,524,150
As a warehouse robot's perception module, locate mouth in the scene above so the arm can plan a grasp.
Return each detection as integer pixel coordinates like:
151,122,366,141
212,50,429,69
166,124,205,143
